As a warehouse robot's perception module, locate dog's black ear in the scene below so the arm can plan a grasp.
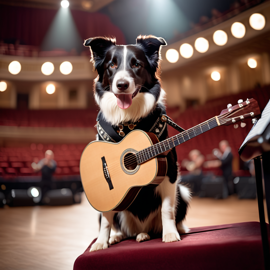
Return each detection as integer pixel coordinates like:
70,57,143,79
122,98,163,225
84,37,116,70
136,35,167,70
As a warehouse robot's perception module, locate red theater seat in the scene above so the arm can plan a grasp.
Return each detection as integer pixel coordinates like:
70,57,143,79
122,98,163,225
74,222,267,270
20,168,33,175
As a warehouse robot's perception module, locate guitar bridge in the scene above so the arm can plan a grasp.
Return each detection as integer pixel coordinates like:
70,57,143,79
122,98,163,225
101,156,114,190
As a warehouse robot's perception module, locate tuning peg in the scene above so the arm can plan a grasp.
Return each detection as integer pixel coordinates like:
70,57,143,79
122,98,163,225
246,98,250,104
240,122,246,128
234,124,239,129
227,104,232,109
252,118,257,124
238,99,243,104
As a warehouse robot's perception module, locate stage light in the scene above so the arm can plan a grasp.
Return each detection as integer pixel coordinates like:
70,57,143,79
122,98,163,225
211,71,221,81
30,188,39,198
194,37,209,53
249,13,265,30
82,0,92,10
60,61,73,75
231,22,246,38
46,84,55,94
8,61,21,75
166,49,179,63
41,62,54,76
61,0,69,8
180,43,193,59
247,58,257,68
0,81,7,92
213,30,228,46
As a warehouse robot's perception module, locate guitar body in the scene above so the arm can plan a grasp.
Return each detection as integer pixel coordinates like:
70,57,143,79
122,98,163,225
80,130,167,212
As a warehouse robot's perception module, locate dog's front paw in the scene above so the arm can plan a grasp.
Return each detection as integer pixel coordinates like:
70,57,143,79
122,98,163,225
89,242,108,252
136,233,150,242
163,232,180,243
109,234,123,245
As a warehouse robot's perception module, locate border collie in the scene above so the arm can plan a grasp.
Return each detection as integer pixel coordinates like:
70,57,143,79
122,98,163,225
84,35,191,252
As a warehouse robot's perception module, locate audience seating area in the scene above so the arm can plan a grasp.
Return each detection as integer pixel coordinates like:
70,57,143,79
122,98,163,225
1,85,269,180
168,86,270,170
0,109,97,128
0,143,86,179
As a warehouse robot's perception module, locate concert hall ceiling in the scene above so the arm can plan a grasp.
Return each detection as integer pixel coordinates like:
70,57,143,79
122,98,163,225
0,0,114,12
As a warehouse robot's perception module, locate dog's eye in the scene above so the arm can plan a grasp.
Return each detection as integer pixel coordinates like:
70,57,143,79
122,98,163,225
132,62,140,68
109,62,117,69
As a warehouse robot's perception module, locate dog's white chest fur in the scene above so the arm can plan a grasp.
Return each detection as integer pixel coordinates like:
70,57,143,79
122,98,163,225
95,89,166,126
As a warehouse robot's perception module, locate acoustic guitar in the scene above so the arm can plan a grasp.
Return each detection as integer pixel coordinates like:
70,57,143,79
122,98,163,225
80,98,260,212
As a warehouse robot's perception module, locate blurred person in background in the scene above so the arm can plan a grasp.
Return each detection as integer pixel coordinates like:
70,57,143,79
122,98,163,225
180,149,205,195
32,150,57,201
205,140,234,195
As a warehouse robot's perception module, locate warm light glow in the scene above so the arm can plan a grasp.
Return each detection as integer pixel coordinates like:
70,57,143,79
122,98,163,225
249,13,266,30
194,37,209,53
41,62,54,76
247,58,257,68
60,61,73,75
61,0,69,8
231,22,246,38
166,49,179,63
82,0,92,10
0,81,7,92
211,71,221,81
30,187,39,198
180,43,193,58
8,61,21,75
46,84,55,94
213,30,228,46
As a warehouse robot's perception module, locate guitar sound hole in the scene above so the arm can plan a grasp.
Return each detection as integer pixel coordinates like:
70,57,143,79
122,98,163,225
124,153,138,171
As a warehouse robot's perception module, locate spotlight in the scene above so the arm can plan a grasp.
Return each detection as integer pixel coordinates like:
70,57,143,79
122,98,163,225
249,13,265,30
61,0,69,8
213,30,228,46
46,84,55,94
180,43,193,59
231,22,246,38
247,58,257,68
194,37,209,53
8,61,21,75
60,61,73,75
30,187,39,198
211,71,221,81
41,62,54,76
28,187,42,203
0,81,7,92
166,49,179,63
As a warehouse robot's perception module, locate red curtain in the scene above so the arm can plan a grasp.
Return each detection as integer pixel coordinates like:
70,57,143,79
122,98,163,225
0,5,126,47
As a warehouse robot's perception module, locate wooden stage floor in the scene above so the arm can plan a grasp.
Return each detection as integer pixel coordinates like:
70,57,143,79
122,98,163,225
0,193,263,270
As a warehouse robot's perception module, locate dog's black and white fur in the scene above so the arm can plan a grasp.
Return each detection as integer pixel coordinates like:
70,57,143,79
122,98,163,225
84,35,191,252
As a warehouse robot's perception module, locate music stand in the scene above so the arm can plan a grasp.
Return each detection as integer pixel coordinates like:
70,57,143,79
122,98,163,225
239,99,270,270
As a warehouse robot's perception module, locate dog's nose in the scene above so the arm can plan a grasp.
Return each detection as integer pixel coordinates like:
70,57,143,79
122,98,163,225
116,80,129,91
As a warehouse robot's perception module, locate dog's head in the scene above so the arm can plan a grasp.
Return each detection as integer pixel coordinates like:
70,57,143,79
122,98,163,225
85,35,166,108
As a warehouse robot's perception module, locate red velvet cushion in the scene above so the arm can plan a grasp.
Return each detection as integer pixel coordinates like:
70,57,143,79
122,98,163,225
74,222,266,270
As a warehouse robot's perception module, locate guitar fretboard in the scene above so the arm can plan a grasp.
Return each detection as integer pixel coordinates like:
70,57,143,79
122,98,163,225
136,117,218,164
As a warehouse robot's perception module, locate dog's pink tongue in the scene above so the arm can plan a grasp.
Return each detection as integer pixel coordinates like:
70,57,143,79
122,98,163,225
116,94,132,109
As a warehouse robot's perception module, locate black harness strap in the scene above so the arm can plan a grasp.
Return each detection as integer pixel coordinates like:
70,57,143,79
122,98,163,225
96,109,185,143
160,114,185,133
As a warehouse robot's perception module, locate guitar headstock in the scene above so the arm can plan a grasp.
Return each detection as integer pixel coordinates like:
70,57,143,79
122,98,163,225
218,98,261,126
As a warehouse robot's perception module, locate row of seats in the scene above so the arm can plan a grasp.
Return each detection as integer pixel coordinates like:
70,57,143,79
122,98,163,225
0,143,87,179
0,109,97,128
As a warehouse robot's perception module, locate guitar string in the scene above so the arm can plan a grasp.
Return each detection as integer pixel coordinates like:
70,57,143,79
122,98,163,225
106,119,218,172
109,117,220,169
107,119,215,169
107,107,249,171
111,109,245,170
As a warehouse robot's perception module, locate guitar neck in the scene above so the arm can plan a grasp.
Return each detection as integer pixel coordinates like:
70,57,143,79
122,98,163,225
136,116,219,164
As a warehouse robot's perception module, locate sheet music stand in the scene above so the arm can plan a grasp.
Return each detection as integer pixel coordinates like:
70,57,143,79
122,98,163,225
239,100,270,270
